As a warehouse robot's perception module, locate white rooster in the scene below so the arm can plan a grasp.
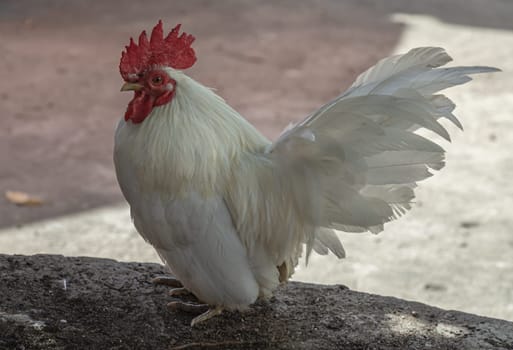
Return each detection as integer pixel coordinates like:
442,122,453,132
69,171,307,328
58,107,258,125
114,21,498,326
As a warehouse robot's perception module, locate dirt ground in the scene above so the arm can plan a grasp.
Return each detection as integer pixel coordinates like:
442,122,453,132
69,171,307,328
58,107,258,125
1,0,512,323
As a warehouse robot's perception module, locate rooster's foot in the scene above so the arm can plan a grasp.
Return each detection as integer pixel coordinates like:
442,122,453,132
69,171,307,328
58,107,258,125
191,306,224,327
167,302,223,326
169,287,192,297
152,275,183,288
167,300,209,314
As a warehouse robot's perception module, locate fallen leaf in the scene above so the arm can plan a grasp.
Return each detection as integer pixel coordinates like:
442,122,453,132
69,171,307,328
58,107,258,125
5,191,43,206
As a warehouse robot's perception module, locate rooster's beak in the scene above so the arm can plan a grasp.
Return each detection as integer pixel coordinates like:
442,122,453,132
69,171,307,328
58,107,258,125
120,82,144,92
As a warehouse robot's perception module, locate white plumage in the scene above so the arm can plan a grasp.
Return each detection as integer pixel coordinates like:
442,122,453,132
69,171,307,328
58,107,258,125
114,47,498,324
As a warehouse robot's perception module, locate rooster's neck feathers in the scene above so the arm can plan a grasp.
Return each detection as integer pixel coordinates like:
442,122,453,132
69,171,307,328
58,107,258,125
116,69,269,196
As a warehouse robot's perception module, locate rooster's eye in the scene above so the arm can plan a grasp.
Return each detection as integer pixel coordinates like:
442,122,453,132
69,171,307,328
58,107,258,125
152,75,163,85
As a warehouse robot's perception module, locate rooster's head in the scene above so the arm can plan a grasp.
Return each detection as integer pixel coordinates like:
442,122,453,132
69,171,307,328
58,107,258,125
119,20,196,123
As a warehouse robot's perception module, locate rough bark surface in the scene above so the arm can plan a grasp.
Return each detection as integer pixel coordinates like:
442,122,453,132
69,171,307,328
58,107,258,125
0,254,512,350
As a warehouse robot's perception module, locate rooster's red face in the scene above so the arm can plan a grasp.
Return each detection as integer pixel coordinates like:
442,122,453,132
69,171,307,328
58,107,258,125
121,69,176,123
119,20,196,124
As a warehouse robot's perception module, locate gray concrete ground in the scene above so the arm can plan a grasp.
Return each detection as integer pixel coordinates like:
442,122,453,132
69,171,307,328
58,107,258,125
1,5,512,322
3,254,512,349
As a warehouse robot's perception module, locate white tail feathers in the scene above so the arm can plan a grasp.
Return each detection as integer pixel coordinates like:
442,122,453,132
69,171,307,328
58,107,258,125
265,47,499,261
311,227,346,261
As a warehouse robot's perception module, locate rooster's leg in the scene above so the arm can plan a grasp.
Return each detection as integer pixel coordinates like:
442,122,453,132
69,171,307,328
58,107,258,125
151,275,183,287
191,306,224,327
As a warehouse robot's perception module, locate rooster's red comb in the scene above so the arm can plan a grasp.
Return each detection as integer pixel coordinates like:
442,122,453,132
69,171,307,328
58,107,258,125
119,20,196,82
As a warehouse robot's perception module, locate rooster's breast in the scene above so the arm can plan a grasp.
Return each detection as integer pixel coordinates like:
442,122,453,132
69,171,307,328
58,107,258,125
114,120,263,308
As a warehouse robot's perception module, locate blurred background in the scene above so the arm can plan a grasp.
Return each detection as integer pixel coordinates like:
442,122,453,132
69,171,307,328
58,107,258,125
1,0,512,321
